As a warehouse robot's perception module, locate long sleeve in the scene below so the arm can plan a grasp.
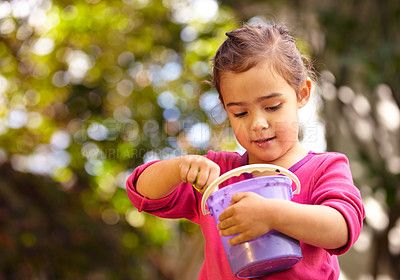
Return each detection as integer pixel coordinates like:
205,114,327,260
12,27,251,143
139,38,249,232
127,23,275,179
126,160,201,223
307,153,365,255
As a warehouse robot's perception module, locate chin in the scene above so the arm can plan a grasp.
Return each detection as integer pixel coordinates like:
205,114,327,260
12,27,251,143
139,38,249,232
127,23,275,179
248,154,280,165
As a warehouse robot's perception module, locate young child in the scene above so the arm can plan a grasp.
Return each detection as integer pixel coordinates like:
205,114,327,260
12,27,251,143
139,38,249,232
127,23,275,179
126,22,365,279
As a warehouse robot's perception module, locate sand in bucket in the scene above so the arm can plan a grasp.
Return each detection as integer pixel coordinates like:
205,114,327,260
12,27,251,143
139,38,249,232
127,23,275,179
201,164,302,278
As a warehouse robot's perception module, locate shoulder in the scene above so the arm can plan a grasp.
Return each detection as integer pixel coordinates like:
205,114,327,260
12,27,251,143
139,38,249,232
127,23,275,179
309,152,350,169
304,152,354,186
311,151,349,161
296,152,353,183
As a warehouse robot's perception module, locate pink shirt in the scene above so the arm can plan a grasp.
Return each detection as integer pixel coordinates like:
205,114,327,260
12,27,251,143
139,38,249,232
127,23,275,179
126,151,365,279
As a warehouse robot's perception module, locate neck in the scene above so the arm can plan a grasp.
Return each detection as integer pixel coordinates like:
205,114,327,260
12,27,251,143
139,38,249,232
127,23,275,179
248,143,309,170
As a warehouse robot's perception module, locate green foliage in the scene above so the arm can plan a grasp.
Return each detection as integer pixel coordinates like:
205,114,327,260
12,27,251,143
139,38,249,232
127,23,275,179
0,0,236,278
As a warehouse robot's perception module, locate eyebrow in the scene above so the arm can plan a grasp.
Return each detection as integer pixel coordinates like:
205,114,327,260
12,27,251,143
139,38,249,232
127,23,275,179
226,93,283,107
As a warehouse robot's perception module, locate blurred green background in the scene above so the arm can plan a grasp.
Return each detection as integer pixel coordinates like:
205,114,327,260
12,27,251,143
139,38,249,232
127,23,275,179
0,0,399,279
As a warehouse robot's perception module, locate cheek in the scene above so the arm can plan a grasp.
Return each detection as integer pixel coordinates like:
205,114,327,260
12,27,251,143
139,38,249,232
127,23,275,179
231,121,248,138
273,107,299,133
274,120,299,139
228,118,250,141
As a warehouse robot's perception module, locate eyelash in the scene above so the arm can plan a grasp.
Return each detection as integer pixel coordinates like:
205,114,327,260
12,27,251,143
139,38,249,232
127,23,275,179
233,112,247,118
267,104,281,111
233,104,281,118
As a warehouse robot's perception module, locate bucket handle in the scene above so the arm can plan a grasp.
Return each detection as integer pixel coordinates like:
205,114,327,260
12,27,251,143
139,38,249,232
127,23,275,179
201,164,301,215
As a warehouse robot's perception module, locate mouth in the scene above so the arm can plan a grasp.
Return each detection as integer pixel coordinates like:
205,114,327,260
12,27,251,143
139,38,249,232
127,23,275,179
253,136,276,143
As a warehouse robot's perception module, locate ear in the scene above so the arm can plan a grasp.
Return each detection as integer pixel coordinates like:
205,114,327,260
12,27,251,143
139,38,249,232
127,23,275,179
297,78,312,108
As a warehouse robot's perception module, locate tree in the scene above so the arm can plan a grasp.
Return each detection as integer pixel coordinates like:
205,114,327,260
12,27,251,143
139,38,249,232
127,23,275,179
0,0,235,278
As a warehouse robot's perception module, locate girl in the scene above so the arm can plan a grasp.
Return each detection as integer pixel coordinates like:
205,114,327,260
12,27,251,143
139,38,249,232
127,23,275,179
126,22,365,279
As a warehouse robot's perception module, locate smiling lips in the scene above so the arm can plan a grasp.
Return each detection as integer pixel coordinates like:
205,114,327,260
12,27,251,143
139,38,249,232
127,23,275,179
253,136,276,147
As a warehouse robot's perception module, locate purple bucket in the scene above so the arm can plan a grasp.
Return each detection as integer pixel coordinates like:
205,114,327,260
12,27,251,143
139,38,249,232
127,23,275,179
201,164,302,278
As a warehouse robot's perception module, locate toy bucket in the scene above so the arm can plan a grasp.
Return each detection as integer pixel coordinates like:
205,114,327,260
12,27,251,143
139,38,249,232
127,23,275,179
201,164,302,278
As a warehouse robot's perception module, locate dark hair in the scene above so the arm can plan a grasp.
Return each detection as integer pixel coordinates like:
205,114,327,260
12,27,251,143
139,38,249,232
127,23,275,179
211,22,312,103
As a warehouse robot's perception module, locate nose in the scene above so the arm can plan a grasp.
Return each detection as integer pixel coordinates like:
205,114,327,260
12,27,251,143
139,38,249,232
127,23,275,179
252,121,269,132
251,113,269,132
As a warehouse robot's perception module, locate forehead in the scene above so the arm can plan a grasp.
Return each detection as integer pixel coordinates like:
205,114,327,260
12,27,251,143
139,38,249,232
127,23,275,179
219,65,292,101
220,62,276,85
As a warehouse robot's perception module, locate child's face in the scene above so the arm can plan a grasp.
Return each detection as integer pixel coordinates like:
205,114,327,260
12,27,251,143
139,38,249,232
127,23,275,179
220,65,310,165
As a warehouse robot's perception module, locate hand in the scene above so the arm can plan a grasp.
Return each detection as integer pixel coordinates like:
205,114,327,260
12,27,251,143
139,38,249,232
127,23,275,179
179,155,220,194
217,192,276,245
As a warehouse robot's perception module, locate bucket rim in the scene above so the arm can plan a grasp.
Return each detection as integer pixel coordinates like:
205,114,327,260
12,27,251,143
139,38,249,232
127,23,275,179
208,175,293,200
201,164,301,215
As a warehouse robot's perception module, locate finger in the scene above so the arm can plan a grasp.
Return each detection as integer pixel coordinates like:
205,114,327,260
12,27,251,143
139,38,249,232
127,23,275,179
192,167,201,185
228,233,248,246
229,192,248,206
197,166,220,194
179,162,190,183
217,217,235,230
219,224,241,237
218,206,233,221
186,166,200,185
192,168,207,192
205,166,220,187
193,167,208,189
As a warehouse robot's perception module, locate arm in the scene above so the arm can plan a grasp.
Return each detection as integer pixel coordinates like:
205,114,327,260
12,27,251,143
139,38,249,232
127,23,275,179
218,154,365,251
136,157,182,199
217,192,348,249
136,155,220,199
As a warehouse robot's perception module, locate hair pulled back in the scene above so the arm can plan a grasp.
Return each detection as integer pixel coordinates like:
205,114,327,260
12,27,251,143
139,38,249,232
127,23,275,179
211,22,310,103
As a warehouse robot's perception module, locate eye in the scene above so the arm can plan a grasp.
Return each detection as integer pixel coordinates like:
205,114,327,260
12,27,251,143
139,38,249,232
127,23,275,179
233,112,247,118
266,104,281,111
